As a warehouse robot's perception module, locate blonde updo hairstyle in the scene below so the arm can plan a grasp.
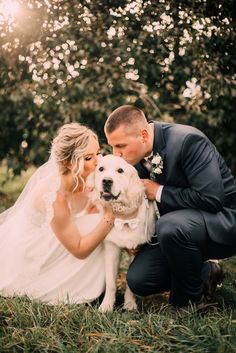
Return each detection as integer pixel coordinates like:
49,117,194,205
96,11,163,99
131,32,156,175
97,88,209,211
51,122,97,191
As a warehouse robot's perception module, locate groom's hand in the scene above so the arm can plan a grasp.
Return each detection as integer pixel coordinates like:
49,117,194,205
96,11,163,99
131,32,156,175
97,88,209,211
141,179,160,201
125,245,142,256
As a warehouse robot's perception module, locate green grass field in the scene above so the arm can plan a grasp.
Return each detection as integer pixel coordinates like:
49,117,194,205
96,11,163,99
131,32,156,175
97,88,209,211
0,167,236,352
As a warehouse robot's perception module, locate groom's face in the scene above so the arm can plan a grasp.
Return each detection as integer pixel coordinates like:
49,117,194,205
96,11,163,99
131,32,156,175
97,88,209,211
105,124,147,165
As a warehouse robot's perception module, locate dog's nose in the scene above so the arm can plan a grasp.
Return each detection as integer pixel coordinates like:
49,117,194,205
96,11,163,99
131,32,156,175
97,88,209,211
102,178,113,191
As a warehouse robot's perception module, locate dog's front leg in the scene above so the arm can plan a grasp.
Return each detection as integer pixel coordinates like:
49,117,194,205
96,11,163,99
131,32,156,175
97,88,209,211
124,254,137,310
99,241,120,313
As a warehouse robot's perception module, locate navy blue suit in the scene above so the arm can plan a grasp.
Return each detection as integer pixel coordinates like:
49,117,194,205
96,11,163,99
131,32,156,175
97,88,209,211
127,122,236,306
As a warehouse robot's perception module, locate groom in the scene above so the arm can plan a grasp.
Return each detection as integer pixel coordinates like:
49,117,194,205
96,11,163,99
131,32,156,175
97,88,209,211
104,104,236,310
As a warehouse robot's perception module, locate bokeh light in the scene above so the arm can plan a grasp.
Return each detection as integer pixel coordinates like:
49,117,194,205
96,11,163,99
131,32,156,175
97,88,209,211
0,0,20,22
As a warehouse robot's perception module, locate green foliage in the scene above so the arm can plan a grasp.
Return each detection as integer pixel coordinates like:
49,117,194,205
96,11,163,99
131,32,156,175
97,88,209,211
0,165,35,212
0,0,235,174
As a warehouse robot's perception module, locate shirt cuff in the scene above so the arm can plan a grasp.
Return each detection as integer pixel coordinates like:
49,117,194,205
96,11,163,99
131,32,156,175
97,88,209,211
155,185,163,202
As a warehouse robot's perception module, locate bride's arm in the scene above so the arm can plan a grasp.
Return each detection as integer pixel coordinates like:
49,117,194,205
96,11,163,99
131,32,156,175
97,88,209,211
51,193,114,259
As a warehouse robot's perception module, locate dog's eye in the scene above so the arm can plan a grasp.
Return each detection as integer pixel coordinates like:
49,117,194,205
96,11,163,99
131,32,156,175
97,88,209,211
117,168,124,174
98,166,104,172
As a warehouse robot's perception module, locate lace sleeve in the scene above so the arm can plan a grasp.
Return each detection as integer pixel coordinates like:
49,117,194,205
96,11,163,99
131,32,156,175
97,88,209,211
28,173,60,227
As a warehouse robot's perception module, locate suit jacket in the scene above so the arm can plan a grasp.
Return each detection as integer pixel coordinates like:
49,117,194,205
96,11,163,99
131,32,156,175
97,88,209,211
135,121,236,246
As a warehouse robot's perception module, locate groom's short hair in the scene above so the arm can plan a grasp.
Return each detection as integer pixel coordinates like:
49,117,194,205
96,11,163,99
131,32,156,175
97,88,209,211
105,105,148,134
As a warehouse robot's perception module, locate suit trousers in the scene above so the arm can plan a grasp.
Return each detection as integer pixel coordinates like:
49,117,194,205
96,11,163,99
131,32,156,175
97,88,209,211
127,209,236,307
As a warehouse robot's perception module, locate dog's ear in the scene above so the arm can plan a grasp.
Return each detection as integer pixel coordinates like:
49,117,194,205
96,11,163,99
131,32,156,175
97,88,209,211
126,167,144,207
86,171,95,188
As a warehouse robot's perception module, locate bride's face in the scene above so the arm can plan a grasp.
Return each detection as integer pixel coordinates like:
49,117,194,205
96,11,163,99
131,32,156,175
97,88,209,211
81,136,101,180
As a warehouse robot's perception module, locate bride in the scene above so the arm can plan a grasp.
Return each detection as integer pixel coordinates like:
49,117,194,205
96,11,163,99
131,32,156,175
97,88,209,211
0,123,115,304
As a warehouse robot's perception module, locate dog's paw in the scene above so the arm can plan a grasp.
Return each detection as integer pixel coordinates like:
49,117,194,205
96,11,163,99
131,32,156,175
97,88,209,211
98,300,115,313
124,299,137,311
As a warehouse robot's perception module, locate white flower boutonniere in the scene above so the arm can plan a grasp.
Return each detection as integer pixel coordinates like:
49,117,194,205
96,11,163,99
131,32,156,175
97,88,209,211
148,153,163,179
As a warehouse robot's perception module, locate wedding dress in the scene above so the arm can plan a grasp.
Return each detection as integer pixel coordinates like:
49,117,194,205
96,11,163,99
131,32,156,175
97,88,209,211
0,159,105,304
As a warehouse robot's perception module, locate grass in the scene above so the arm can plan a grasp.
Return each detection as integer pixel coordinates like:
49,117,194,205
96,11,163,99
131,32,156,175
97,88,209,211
0,166,236,352
0,289,236,353
0,165,36,212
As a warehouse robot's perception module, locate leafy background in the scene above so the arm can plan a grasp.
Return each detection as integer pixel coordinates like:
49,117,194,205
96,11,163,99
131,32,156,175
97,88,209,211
0,2,236,351
0,0,235,175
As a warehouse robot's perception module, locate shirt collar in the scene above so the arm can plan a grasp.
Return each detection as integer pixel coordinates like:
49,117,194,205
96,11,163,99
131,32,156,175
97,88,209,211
144,151,153,161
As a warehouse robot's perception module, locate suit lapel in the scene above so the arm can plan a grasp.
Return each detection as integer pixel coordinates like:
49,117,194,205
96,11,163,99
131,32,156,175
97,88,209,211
135,121,166,184
151,121,166,185
135,160,150,178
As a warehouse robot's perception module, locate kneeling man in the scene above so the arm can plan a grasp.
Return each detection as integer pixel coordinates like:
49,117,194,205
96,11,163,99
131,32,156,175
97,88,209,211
104,104,236,311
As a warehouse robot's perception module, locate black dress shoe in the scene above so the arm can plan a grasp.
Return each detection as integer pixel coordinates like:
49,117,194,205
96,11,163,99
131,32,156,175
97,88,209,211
204,261,225,302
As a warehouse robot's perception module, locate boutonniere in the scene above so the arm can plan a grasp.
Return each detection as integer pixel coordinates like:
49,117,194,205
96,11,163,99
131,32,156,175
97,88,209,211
148,153,163,178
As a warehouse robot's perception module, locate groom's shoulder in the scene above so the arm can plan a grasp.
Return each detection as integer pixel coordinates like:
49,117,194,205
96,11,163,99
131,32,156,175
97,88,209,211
155,121,205,140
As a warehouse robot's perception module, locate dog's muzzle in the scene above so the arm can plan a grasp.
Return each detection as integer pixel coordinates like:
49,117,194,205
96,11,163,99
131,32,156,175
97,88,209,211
100,178,120,201
102,178,113,192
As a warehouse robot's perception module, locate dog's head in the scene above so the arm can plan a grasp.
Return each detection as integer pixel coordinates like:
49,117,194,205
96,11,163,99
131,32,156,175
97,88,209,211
87,155,144,213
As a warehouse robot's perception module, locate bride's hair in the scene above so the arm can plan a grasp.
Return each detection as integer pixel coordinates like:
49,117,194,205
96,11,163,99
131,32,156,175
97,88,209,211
51,122,97,191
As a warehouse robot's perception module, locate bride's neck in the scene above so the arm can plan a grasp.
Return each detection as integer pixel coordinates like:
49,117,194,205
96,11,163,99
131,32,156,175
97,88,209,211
58,185,89,213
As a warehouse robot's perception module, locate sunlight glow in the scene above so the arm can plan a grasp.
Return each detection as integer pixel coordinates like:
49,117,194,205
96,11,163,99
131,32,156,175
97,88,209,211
0,0,20,22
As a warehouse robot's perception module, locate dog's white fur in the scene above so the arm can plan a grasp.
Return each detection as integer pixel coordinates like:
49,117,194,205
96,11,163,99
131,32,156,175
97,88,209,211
87,155,156,312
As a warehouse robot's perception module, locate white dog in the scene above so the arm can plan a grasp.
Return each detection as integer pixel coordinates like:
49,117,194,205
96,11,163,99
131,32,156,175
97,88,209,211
88,155,157,312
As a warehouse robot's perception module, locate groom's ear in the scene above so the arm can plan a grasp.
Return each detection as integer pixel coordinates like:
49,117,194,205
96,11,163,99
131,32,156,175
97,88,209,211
140,128,149,143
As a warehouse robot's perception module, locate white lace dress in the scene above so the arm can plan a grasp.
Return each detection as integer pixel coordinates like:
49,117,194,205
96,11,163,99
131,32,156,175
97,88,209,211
0,171,105,304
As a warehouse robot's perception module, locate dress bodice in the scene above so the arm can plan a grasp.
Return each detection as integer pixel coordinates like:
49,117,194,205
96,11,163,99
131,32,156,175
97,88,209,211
73,211,103,236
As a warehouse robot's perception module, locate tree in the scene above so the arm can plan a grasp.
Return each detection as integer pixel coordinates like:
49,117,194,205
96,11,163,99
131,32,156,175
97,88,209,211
0,0,235,174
